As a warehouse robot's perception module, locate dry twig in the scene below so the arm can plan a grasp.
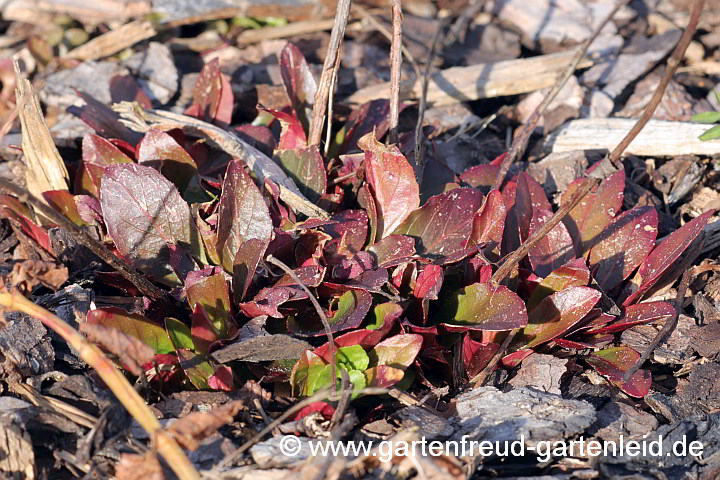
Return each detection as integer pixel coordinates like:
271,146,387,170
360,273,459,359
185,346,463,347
309,0,352,146
388,0,403,144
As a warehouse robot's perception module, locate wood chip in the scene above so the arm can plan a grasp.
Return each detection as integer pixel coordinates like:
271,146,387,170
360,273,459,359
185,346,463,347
452,386,596,456
507,353,568,394
65,20,156,62
545,118,720,157
345,50,595,107
0,418,35,480
588,401,659,443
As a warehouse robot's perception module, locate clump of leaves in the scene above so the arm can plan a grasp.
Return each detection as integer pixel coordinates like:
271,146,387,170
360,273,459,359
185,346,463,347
3,44,713,400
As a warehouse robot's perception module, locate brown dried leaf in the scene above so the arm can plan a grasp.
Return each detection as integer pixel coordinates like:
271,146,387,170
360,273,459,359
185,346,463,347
166,400,245,450
115,453,164,480
79,323,155,376
10,260,68,293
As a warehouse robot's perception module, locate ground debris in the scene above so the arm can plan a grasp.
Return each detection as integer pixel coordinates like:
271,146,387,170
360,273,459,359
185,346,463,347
0,313,54,381
452,386,596,458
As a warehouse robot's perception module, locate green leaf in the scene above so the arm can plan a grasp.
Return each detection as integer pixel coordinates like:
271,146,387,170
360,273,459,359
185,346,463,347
699,124,720,141
165,317,195,351
274,146,326,203
315,365,367,398
176,349,214,390
366,302,403,330
337,345,369,372
439,282,528,331
290,350,326,396
692,111,720,124
86,307,174,354
186,274,232,339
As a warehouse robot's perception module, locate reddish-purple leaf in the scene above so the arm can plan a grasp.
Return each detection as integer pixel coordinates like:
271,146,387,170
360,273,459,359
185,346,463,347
109,74,152,108
137,129,199,193
191,304,218,354
280,43,317,132
100,164,202,285
186,58,233,126
238,286,307,318
69,92,143,145
289,289,373,336
369,334,423,370
323,210,369,252
586,346,651,398
527,208,575,277
561,170,625,257
336,99,392,154
501,178,521,256
590,301,675,334
515,172,551,241
358,183,378,245
515,286,601,349
413,264,443,300
366,235,415,268
75,195,103,226
459,164,501,195
232,237,268,303
361,132,420,240
622,210,714,306
87,307,174,354
186,273,232,339
82,133,133,165
78,133,134,196
42,190,87,226
208,365,234,391
501,349,534,368
556,335,613,349
470,189,506,254
258,106,307,150
440,282,528,332
215,160,273,272
273,145,326,203
588,206,658,292
234,124,276,157
276,265,326,288
463,336,500,377
392,188,483,258
527,258,590,310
